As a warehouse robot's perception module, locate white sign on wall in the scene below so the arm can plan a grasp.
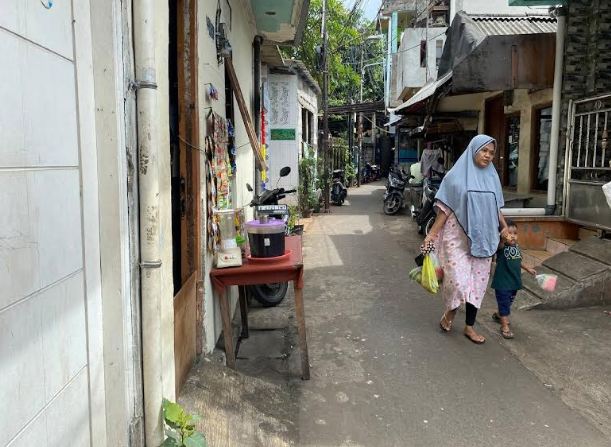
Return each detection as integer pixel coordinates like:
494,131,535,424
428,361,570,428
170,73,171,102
268,75,297,129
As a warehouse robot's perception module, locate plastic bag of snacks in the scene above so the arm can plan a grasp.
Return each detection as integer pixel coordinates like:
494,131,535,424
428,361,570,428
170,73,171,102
421,255,440,294
428,252,444,281
409,266,422,283
536,274,558,292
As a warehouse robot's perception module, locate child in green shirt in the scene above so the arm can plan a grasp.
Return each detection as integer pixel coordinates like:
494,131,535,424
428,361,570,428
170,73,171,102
491,220,536,339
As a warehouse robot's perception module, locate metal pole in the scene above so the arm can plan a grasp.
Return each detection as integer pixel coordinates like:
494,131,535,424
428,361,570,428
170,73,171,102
322,0,330,212
133,0,163,444
546,6,567,213
358,43,364,187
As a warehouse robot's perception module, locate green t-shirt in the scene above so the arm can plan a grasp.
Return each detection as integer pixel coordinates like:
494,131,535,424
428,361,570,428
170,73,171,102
492,244,523,291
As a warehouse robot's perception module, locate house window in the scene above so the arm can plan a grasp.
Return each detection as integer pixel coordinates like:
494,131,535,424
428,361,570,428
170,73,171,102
532,106,553,191
436,40,443,69
420,40,427,68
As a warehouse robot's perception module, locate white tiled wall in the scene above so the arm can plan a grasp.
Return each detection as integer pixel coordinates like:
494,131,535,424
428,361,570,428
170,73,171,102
0,1,93,445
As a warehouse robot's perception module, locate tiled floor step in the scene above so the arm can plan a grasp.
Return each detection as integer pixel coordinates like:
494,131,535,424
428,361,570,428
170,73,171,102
522,249,553,269
545,237,577,256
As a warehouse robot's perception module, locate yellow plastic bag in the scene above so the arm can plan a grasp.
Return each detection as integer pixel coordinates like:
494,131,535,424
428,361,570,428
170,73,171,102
421,254,439,294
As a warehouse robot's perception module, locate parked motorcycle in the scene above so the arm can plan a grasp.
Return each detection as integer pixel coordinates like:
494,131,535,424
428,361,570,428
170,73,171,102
245,166,296,307
414,169,445,235
362,162,381,183
331,169,348,205
383,166,411,215
370,164,381,181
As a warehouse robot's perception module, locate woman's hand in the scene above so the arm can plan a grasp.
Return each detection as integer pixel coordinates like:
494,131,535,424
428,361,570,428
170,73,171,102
423,232,436,247
500,226,509,240
499,212,509,239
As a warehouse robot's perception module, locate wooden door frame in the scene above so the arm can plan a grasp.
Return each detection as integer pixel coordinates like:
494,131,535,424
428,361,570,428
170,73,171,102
173,0,202,394
484,94,507,185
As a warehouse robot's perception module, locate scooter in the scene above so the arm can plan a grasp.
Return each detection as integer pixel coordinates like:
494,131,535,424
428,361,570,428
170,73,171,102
245,166,296,307
370,164,381,181
331,169,348,205
414,168,445,235
383,166,410,215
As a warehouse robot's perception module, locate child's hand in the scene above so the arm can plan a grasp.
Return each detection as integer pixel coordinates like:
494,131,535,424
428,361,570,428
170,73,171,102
527,267,536,276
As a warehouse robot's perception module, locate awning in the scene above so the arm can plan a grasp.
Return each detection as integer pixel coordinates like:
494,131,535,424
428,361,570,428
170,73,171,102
390,71,453,114
438,12,556,93
384,114,402,127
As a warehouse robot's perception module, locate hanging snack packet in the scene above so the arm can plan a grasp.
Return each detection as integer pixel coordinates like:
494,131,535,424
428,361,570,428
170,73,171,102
536,274,558,292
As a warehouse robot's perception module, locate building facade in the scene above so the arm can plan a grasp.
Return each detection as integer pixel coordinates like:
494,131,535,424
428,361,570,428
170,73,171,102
0,0,310,445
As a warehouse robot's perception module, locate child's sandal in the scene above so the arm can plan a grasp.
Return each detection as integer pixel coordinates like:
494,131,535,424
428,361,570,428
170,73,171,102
500,327,514,339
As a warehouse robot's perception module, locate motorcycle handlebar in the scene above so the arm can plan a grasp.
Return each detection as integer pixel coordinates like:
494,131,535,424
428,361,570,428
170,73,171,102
284,189,297,194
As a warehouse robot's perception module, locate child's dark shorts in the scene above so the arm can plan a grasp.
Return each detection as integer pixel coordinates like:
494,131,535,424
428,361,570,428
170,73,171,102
495,290,517,317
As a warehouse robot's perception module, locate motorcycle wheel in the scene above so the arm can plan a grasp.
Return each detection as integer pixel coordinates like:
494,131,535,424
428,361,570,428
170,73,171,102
383,195,401,215
250,282,289,307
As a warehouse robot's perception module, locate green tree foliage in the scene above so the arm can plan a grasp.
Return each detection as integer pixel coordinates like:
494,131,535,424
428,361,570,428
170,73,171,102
292,0,384,106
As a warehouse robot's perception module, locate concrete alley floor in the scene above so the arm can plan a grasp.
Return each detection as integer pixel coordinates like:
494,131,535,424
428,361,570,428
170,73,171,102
180,183,610,447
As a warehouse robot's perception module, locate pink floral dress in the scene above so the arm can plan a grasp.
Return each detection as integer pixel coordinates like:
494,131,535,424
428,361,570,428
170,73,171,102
434,202,492,310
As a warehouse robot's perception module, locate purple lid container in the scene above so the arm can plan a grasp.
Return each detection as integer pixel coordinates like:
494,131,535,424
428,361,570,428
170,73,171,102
245,219,286,234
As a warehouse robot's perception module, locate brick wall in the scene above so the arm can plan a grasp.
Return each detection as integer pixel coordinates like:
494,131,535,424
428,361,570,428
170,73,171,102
557,0,611,206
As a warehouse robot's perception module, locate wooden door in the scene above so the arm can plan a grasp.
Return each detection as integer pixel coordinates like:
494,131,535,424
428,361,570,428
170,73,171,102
484,95,507,185
171,0,201,394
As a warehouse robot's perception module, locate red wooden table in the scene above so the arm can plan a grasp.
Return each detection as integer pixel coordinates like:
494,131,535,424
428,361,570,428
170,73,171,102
210,236,310,379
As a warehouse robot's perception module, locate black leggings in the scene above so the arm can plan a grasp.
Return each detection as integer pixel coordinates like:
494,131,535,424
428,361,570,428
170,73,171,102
460,303,478,326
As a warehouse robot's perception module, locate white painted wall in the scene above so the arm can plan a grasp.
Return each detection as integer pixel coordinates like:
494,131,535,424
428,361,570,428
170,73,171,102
267,74,319,191
0,1,105,445
268,74,299,189
394,27,447,98
199,0,258,352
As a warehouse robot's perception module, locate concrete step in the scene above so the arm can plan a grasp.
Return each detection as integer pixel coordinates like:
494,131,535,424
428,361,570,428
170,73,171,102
578,227,601,241
545,237,576,256
543,250,608,282
522,249,553,269
521,265,576,308
514,288,543,311
570,236,611,265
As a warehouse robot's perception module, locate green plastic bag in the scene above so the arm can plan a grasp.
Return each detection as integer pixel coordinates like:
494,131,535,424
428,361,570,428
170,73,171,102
421,254,439,294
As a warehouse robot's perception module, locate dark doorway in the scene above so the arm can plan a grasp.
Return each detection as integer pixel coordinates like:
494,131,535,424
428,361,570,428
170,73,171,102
485,95,507,185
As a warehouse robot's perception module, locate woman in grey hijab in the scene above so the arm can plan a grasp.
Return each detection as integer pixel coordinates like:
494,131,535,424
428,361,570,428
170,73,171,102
423,135,509,344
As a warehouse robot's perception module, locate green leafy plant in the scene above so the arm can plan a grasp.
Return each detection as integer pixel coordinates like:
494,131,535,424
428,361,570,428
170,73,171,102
161,399,207,447
287,205,299,233
299,147,318,214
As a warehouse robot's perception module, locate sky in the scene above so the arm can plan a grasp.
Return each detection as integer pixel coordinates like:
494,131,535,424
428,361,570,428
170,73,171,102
342,0,382,20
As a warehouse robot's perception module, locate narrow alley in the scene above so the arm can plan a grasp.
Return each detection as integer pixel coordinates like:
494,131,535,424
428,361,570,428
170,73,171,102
180,183,609,447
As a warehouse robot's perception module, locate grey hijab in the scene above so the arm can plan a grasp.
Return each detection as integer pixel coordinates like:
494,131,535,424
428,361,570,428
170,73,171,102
435,134,504,258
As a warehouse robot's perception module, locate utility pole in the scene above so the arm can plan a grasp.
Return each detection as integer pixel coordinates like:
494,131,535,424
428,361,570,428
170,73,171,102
357,42,364,187
321,0,330,212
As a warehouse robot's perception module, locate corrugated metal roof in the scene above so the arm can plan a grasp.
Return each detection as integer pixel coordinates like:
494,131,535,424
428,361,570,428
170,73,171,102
470,14,557,36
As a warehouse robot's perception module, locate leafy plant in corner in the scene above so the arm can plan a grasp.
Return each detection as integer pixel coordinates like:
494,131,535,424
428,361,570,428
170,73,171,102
161,398,207,447
299,147,317,215
287,205,299,233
